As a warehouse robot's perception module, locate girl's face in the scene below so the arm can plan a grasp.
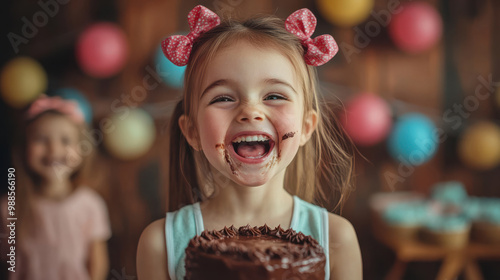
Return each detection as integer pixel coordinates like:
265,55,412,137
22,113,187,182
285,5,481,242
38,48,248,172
182,40,316,186
26,113,82,182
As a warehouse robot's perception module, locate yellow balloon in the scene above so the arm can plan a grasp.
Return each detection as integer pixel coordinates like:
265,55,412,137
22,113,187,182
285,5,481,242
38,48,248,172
458,122,500,170
0,57,47,108
317,0,374,27
104,109,156,160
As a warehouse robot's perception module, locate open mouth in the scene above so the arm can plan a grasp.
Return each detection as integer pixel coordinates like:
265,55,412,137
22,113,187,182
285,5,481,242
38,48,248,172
231,134,274,160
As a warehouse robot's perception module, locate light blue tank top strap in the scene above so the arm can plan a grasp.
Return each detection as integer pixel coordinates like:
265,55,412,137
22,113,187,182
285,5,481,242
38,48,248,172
165,196,330,280
165,202,204,280
290,195,330,280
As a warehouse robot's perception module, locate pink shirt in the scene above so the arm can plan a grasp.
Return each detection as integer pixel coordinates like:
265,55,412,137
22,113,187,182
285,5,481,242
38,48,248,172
1,187,111,280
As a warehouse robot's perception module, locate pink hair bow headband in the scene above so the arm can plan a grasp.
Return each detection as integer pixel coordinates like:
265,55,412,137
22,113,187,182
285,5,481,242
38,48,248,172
285,8,338,66
161,6,337,67
162,5,221,66
26,95,85,124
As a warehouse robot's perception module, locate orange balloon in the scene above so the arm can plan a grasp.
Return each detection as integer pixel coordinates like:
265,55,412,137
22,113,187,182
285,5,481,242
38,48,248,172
0,57,47,108
458,122,500,170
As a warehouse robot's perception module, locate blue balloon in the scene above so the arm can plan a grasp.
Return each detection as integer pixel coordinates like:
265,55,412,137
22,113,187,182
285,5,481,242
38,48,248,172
388,113,438,165
53,88,93,124
155,45,186,89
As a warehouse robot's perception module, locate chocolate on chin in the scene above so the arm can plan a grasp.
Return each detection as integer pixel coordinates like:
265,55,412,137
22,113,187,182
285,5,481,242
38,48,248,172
184,224,326,280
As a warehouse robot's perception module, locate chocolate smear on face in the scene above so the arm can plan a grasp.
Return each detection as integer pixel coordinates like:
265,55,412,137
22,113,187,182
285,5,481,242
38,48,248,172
224,150,237,174
216,143,237,175
262,152,278,174
215,143,224,149
282,131,296,141
277,131,297,160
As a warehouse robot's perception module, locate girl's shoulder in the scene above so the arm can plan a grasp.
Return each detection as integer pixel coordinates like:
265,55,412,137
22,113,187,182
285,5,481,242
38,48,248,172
138,218,166,254
137,218,170,279
326,212,357,245
326,212,362,279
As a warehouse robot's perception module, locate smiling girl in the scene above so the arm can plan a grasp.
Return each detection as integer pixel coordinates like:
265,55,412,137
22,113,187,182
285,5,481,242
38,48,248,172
0,95,111,280
137,6,361,280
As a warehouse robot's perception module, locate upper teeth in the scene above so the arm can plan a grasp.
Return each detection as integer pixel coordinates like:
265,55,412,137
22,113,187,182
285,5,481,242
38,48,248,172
232,135,270,143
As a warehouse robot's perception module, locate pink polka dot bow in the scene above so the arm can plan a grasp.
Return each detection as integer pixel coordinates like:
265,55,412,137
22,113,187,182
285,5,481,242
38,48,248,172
162,5,221,66
285,8,338,66
26,95,84,124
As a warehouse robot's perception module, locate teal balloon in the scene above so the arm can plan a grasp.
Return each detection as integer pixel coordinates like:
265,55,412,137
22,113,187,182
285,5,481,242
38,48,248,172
155,45,186,89
54,88,93,124
388,113,438,165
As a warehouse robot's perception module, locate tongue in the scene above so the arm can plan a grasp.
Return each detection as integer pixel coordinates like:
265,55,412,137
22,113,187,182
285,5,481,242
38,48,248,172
236,142,266,158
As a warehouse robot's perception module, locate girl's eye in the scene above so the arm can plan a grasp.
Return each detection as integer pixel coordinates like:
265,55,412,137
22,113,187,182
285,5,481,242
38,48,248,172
264,94,287,101
209,95,234,104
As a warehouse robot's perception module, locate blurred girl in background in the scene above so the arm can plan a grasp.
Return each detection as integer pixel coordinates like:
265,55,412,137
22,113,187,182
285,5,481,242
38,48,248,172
1,95,111,280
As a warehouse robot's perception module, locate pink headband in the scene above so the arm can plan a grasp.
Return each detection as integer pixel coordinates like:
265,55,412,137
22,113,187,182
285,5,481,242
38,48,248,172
26,95,85,124
162,5,338,67
285,8,338,66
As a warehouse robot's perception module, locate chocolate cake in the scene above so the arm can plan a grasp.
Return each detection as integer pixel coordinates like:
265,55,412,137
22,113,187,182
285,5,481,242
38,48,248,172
184,224,326,280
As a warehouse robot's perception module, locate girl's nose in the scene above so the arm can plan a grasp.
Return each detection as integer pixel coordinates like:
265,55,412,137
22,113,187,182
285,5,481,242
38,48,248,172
47,140,63,157
237,104,265,123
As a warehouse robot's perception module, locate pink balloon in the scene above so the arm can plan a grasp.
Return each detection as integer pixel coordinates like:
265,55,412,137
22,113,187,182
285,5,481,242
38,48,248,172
389,2,442,53
76,23,128,78
341,94,392,146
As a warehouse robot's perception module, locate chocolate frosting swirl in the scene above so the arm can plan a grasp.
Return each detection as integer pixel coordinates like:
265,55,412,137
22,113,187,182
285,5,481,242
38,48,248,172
259,224,272,234
186,224,324,261
269,225,285,237
220,226,237,237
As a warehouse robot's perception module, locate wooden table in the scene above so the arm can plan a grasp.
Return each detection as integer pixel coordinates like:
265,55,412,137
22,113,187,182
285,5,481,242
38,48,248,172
373,221,500,280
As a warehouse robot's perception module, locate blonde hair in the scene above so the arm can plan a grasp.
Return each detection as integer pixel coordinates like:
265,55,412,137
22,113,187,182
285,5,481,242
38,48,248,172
168,15,355,212
12,110,94,239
